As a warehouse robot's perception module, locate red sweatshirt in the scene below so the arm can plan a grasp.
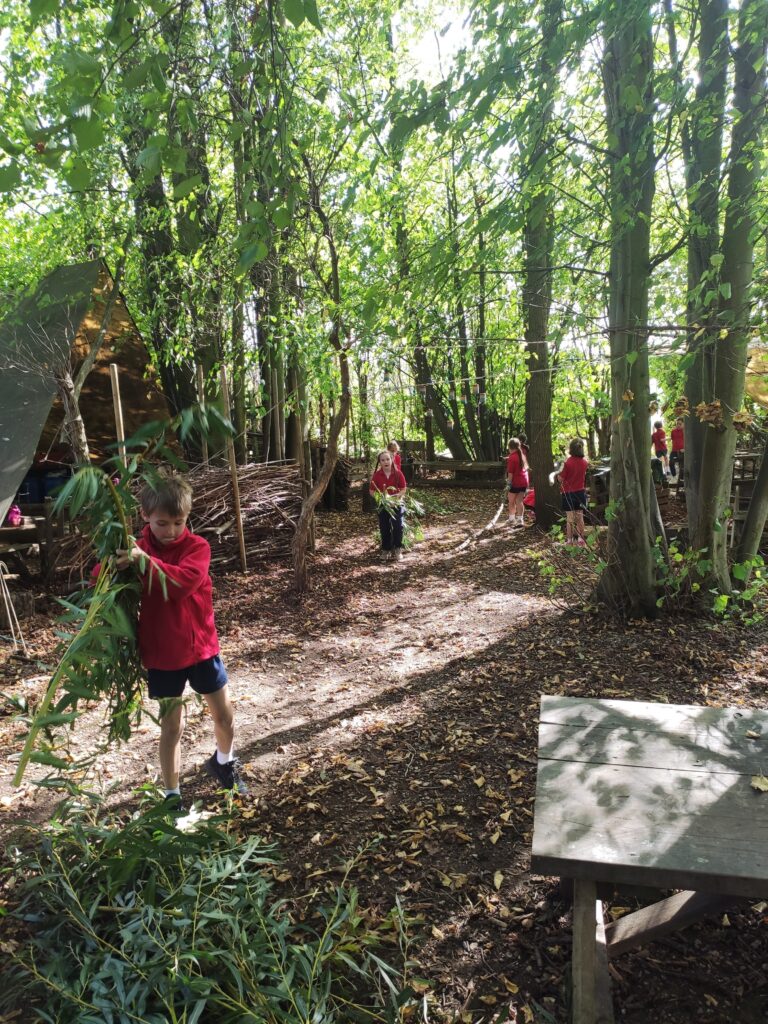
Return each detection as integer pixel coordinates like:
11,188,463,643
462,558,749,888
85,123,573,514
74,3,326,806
134,524,220,671
370,467,406,495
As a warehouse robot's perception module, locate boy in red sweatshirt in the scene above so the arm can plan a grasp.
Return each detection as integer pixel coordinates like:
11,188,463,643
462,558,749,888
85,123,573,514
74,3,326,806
117,475,246,806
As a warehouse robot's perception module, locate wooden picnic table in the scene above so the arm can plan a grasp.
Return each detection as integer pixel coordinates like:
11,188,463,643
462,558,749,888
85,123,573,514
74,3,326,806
531,696,768,1023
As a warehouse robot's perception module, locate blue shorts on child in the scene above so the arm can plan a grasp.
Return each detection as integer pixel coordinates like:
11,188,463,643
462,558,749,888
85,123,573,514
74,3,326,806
147,655,228,699
562,489,588,512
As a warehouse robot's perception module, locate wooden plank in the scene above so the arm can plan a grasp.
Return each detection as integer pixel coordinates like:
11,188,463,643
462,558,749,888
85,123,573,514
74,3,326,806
604,891,742,958
540,695,765,740
538,719,766,777
572,879,597,1024
532,758,768,895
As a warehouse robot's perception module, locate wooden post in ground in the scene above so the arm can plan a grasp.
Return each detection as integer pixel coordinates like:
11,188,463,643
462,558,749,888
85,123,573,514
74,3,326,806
572,878,614,1024
196,364,209,467
219,364,247,572
109,363,127,469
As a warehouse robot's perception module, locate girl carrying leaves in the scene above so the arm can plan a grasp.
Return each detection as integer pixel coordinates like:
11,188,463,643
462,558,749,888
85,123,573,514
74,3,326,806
369,449,407,562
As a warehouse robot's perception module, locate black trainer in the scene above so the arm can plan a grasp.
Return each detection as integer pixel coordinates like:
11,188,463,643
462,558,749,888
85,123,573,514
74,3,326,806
205,753,248,794
163,793,185,814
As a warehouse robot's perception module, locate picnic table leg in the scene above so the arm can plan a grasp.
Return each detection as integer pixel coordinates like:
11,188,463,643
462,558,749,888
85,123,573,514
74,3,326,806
572,879,614,1024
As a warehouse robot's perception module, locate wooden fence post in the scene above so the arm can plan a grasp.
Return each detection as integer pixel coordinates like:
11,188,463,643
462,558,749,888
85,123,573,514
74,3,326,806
109,363,127,469
196,364,209,467
219,365,247,572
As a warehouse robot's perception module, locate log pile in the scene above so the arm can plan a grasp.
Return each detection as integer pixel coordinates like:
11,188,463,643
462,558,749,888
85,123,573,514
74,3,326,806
188,463,303,570
47,462,304,588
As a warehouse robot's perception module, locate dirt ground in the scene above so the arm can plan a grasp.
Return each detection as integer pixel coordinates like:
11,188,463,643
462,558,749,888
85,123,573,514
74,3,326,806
2,488,768,1023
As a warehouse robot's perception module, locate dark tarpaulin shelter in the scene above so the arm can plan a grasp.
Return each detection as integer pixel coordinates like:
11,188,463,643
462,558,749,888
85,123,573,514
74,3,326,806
0,258,171,526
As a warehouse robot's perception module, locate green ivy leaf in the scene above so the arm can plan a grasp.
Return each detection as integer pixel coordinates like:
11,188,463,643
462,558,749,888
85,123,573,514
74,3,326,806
237,240,268,275
0,161,22,192
272,207,291,229
173,174,203,200
30,0,59,24
62,50,102,80
71,116,104,151
64,157,92,191
123,61,152,91
283,0,305,27
0,132,23,157
304,0,322,29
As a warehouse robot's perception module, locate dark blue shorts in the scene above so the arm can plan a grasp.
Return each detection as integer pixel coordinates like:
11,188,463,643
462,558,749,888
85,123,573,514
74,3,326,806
508,484,527,493
562,490,588,512
147,655,228,699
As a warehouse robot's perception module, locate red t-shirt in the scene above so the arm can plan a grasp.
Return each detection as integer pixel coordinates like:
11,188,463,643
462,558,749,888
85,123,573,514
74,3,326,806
391,452,402,471
506,451,529,489
559,455,588,494
671,426,684,452
370,467,406,495
651,428,667,453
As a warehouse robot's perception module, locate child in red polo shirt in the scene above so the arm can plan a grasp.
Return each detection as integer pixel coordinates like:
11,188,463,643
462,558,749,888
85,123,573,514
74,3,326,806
370,449,407,561
506,437,529,527
651,420,670,476
387,440,402,472
670,418,684,481
116,475,246,808
557,438,589,546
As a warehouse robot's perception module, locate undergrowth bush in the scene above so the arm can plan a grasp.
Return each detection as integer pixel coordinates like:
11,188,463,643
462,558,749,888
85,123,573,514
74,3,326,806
1,801,420,1024
533,527,768,622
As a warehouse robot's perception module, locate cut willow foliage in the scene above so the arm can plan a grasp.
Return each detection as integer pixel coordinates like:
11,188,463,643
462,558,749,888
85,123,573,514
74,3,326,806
13,408,231,787
2,804,413,1023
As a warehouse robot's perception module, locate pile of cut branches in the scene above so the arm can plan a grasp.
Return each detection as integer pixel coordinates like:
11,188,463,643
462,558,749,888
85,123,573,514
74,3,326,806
49,462,304,586
189,462,303,570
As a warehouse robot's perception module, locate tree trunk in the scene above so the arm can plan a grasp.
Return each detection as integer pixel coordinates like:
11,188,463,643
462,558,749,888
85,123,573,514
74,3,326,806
55,369,90,464
522,0,563,530
596,0,658,616
684,0,768,590
293,153,351,594
735,446,768,566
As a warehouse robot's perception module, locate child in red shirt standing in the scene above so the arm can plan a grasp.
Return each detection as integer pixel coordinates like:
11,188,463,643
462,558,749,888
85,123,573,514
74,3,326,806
117,475,246,808
651,420,670,476
506,437,529,528
370,450,407,561
387,440,402,472
557,438,589,546
670,418,684,481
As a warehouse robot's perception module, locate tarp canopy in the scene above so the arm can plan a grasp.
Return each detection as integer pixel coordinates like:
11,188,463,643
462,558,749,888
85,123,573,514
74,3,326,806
0,259,171,527
0,261,98,527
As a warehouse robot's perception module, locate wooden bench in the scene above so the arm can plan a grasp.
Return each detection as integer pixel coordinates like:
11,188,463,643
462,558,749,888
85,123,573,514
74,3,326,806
413,459,505,488
531,696,768,1023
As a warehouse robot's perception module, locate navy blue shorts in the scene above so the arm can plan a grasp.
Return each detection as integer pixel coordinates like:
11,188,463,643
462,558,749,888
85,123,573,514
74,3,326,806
147,655,228,699
508,484,527,493
562,490,588,512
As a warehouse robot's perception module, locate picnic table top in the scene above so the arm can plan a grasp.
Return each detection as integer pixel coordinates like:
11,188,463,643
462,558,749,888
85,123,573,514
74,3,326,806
531,696,768,897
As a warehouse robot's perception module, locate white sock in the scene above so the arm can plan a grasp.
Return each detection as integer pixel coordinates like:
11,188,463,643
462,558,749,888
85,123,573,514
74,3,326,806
216,748,234,765
164,787,181,798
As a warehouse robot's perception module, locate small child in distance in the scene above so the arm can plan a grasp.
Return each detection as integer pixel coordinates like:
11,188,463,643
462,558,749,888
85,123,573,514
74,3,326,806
386,440,402,472
556,438,589,546
506,438,529,528
370,449,407,562
652,420,670,476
